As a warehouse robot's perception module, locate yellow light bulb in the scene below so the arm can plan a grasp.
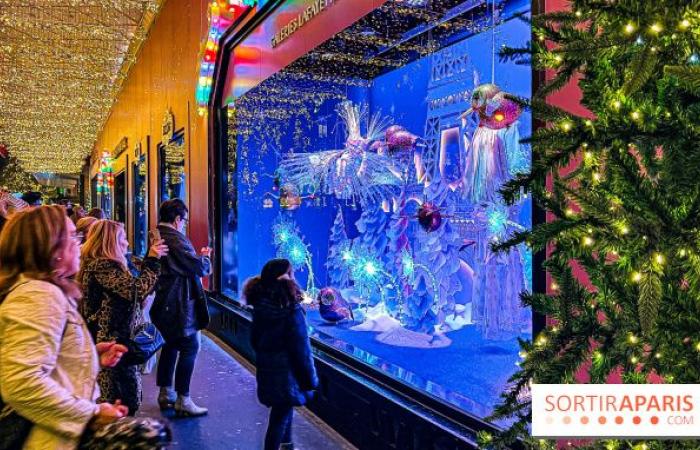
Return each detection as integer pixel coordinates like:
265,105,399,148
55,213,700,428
655,253,664,264
583,236,594,246
631,111,641,120
593,173,601,182
612,100,621,109
650,23,662,33
624,23,636,34
554,55,563,63
628,334,639,344
562,121,572,131
585,119,593,126
680,19,690,29
584,151,592,159
565,208,575,217
654,353,662,359
679,249,687,257
630,356,639,364
632,272,642,282
620,225,629,234
550,282,559,290
575,10,582,17
696,342,700,352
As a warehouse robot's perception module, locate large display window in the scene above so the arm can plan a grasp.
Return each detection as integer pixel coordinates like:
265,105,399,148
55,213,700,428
133,150,148,257
221,0,532,423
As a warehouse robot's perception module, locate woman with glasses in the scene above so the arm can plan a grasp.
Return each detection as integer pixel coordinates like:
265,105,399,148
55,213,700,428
0,206,129,449
78,220,168,416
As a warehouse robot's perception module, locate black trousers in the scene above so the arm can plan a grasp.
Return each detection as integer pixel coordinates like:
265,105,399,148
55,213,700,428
156,332,200,396
264,405,293,450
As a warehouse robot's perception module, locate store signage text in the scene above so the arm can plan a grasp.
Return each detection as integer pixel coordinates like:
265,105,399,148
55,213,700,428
271,0,341,48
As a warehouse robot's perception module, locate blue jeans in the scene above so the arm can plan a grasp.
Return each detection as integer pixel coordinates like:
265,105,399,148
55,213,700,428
156,332,200,396
264,405,293,450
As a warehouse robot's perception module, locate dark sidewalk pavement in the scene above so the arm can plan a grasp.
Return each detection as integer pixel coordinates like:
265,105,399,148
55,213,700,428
138,333,354,450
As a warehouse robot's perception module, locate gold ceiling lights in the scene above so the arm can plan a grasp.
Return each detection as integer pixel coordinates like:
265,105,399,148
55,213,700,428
0,0,165,174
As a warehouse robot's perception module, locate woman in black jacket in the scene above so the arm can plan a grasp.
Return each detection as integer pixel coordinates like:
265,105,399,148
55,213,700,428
78,219,168,415
244,259,318,450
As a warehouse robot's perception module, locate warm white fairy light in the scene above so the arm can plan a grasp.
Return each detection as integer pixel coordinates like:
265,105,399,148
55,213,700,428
0,0,164,173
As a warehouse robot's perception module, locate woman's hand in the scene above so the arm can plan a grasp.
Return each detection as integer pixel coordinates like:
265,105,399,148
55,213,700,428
96,341,128,368
90,402,128,429
147,240,169,258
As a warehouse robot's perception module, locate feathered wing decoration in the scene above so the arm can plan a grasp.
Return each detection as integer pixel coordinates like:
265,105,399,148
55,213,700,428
279,102,402,207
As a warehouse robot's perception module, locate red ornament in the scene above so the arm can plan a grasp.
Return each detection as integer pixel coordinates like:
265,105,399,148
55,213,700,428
0,144,8,159
417,202,442,232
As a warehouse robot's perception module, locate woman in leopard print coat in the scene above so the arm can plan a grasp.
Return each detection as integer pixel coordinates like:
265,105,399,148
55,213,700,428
78,220,168,415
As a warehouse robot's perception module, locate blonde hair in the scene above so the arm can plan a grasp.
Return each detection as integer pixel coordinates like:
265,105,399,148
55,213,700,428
78,220,128,284
75,216,98,243
0,205,80,299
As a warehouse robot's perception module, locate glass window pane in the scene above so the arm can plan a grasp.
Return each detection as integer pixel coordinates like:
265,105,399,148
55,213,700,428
133,153,148,257
220,0,532,424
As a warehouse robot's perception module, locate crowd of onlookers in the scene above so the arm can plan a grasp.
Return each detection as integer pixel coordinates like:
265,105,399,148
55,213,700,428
0,189,318,450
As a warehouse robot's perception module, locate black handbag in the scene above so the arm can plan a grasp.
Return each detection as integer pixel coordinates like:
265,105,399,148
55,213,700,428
123,289,165,366
0,401,32,450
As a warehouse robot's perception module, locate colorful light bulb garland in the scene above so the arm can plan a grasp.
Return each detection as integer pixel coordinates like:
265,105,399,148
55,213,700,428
196,0,258,116
96,151,114,194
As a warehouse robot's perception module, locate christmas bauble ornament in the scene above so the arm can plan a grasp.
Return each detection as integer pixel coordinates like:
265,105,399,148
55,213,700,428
417,202,442,232
480,92,522,129
279,184,301,210
317,287,354,323
470,83,501,119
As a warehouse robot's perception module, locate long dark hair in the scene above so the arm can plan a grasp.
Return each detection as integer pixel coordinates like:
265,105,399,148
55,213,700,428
243,258,301,308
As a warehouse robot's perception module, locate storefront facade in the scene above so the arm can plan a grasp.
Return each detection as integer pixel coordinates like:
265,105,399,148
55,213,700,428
207,0,538,447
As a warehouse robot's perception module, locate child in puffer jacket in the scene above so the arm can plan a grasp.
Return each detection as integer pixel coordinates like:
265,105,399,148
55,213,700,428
244,259,318,450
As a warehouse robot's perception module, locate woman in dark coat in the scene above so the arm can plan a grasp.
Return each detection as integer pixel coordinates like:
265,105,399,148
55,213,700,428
244,259,318,450
78,219,168,415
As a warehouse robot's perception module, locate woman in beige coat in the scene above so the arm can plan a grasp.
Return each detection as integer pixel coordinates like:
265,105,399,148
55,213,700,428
0,205,128,450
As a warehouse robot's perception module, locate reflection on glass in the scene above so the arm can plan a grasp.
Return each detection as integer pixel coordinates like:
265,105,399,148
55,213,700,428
113,171,126,224
222,0,531,423
222,111,239,297
133,154,148,257
160,133,186,203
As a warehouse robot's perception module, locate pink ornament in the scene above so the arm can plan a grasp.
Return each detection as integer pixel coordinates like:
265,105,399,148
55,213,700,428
480,92,522,129
385,125,405,141
417,202,442,232
388,130,419,152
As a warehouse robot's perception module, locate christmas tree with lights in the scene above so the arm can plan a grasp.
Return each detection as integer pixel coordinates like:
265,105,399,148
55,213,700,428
0,156,39,193
482,2,700,449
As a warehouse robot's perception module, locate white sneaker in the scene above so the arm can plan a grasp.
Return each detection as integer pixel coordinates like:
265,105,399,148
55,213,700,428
175,395,208,417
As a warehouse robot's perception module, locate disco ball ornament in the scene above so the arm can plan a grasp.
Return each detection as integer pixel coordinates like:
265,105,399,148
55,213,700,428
317,287,354,323
480,92,522,129
470,83,501,119
417,202,442,232
279,184,301,210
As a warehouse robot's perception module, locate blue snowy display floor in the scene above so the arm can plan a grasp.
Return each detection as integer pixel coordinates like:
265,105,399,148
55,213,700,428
306,309,527,421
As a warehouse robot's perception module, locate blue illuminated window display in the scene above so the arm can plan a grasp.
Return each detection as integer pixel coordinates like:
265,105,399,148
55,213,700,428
222,0,532,423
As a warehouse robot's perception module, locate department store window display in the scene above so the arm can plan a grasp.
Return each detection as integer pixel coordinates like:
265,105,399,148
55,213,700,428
223,0,532,422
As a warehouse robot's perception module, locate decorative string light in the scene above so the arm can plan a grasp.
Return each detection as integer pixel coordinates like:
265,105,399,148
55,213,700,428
0,0,165,173
195,1,257,116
